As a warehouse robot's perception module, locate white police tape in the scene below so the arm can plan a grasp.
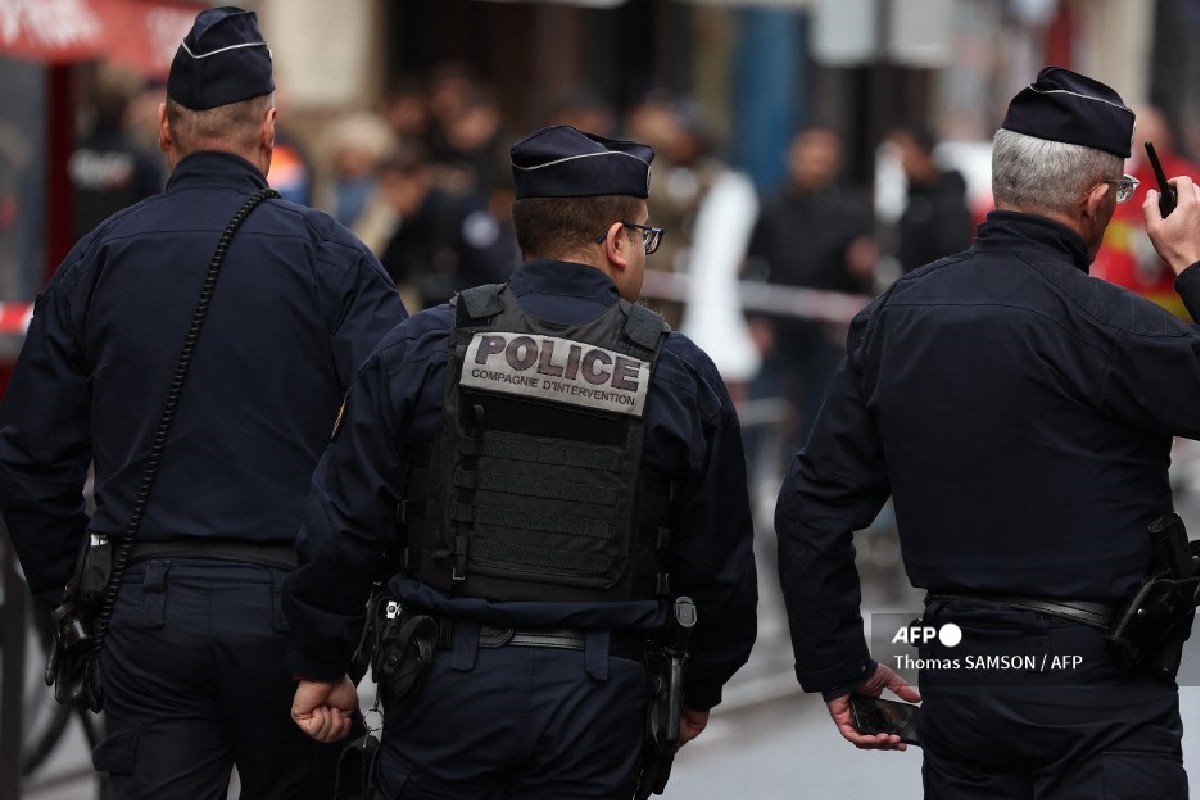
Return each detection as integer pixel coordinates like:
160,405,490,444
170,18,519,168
640,270,871,325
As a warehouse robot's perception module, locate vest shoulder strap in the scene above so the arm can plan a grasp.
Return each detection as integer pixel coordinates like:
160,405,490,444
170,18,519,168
451,283,505,347
460,283,504,320
618,301,670,358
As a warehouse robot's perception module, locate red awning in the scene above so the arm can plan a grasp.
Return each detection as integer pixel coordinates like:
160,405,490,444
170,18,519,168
0,0,205,76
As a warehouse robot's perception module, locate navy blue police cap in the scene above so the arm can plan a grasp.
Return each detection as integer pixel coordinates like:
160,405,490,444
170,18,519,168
1001,66,1134,158
511,125,654,199
167,6,274,111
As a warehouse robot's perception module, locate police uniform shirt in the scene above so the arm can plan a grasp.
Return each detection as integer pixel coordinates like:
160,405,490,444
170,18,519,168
284,259,758,711
0,151,406,607
776,210,1200,694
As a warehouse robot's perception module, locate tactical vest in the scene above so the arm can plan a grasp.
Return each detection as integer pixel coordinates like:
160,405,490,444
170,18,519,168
402,283,674,603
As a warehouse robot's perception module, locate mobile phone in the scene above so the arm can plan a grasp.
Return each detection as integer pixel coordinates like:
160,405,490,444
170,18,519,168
1146,142,1177,216
848,695,922,746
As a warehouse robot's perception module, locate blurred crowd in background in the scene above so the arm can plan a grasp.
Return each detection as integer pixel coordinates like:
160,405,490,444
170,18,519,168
9,0,1200,508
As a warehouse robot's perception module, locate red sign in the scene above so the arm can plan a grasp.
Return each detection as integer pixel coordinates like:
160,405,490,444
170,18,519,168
0,0,204,76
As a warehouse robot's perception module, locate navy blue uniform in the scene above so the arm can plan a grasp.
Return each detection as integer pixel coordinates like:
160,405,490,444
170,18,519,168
0,151,406,798
776,211,1197,796
284,259,757,798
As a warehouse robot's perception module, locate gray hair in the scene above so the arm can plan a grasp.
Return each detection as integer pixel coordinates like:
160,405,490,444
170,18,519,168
991,128,1121,213
166,93,274,157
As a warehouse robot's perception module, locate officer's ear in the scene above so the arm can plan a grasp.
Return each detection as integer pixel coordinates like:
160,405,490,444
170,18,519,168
260,106,278,152
157,102,173,154
601,222,632,271
1081,180,1113,222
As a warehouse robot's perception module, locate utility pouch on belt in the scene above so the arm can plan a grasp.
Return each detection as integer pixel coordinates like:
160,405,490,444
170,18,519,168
636,597,696,800
44,533,113,711
1107,514,1200,678
369,598,438,704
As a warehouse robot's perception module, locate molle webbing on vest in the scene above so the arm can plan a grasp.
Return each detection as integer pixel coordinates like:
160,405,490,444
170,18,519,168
401,282,673,603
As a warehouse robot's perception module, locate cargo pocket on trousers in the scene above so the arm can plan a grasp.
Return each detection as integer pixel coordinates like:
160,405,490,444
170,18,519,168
92,726,139,775
1103,752,1187,799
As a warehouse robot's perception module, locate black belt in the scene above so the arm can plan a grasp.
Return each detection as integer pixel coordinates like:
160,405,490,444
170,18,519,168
437,620,647,663
129,540,299,571
928,593,1115,629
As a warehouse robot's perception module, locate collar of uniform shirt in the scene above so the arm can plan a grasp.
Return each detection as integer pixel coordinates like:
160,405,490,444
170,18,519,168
507,259,621,324
975,210,1092,274
166,150,271,192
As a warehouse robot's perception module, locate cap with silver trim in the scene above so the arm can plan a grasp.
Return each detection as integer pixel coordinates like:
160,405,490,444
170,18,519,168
511,125,654,199
167,6,274,111
1001,66,1134,158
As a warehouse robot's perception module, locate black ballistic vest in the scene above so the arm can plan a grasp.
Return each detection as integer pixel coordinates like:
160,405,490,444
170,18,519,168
402,283,674,602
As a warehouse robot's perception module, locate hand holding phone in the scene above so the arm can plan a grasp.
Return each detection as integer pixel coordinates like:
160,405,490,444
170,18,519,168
1146,142,1177,216
849,695,922,746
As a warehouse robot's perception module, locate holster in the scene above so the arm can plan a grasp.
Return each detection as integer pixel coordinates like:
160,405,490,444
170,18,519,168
1106,516,1200,679
635,597,695,800
1106,575,1200,677
367,597,438,705
334,732,381,800
635,648,678,800
44,534,112,712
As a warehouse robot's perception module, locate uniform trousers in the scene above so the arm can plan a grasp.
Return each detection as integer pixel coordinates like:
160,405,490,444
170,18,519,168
918,598,1186,800
94,558,350,799
375,639,648,799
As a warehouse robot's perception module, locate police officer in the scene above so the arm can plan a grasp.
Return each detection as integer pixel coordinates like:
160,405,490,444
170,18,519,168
776,67,1195,797
283,125,758,798
0,7,406,798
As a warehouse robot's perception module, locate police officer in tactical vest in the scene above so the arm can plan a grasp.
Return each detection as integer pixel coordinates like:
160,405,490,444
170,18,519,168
284,125,758,798
776,67,1200,798
0,7,405,798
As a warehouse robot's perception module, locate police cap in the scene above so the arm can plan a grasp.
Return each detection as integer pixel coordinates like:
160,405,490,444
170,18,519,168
167,6,274,111
1001,66,1134,158
511,125,654,199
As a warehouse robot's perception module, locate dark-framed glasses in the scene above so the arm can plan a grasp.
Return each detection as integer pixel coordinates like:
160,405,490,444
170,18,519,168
595,222,665,255
1102,174,1140,203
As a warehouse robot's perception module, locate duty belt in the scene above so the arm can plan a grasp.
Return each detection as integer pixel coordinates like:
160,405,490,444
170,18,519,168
436,620,647,663
928,593,1115,629
129,539,299,571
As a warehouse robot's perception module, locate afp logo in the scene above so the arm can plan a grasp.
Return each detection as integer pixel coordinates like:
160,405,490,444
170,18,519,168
892,621,962,647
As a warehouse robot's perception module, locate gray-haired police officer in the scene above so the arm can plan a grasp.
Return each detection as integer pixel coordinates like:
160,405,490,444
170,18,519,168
777,67,1196,797
0,7,406,798
284,125,758,798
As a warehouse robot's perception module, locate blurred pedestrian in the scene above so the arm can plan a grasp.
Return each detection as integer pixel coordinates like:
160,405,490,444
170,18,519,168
0,8,406,797
438,85,510,199
777,67,1196,798
69,62,165,240
381,75,432,148
743,126,877,449
425,61,478,164
357,143,517,309
624,93,726,276
548,88,617,139
322,111,395,229
888,125,972,275
284,124,757,798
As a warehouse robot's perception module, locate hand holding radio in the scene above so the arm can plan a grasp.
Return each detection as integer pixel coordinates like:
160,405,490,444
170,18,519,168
1143,163,1200,277
1146,142,1177,217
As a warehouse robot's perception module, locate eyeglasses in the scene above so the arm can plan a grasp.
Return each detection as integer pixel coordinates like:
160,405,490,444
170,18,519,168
595,222,665,255
1101,174,1140,203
